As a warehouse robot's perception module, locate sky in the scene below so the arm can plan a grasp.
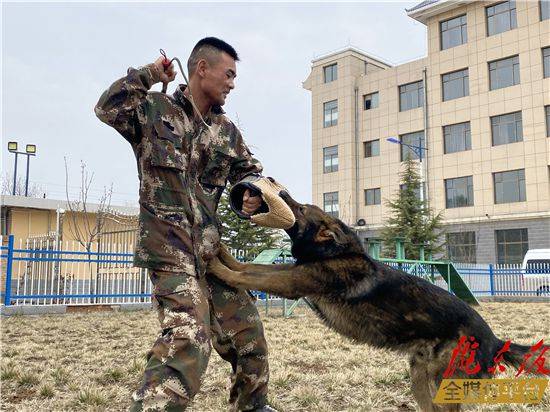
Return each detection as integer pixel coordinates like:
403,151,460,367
2,1,427,207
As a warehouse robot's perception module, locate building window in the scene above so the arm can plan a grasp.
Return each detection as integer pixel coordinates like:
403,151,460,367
543,47,550,78
399,81,424,111
364,92,379,110
446,232,476,263
489,55,520,90
486,1,517,36
364,139,380,158
400,183,426,201
442,69,469,101
496,228,528,264
323,100,338,127
546,106,550,137
491,111,522,146
323,145,338,173
494,169,526,204
444,122,471,153
400,131,425,161
323,192,339,218
445,176,474,208
440,14,467,50
541,0,550,21
324,63,337,83
365,188,381,205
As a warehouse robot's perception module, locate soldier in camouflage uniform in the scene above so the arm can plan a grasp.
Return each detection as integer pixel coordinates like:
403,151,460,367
95,37,275,412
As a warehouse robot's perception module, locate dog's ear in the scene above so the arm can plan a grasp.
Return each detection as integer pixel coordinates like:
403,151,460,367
314,224,348,245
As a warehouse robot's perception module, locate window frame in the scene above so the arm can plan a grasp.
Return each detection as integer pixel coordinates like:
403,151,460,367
546,105,550,137
543,47,550,78
540,0,550,21
493,169,526,204
486,1,517,37
399,131,425,161
364,92,379,110
400,182,426,201
365,188,381,206
399,80,424,112
490,111,523,146
489,55,520,90
364,139,380,158
495,228,528,264
443,122,471,154
323,63,338,83
445,176,474,208
446,231,477,263
440,14,468,50
323,99,338,128
323,192,339,218
323,145,339,174
442,68,469,101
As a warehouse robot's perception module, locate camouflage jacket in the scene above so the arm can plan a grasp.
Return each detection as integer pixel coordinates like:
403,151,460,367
95,64,262,276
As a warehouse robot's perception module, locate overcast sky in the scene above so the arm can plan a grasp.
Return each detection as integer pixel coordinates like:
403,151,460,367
2,1,426,207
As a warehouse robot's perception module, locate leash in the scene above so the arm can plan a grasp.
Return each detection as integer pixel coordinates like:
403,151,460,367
159,49,212,133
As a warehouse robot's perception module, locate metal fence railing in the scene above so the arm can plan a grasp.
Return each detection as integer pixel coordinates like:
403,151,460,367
383,261,549,297
1,235,150,306
2,234,549,306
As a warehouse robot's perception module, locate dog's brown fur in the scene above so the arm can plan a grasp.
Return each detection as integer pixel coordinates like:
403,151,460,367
208,192,534,412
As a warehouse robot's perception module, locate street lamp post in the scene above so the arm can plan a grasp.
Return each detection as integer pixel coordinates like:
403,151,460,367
386,137,428,203
7,142,37,196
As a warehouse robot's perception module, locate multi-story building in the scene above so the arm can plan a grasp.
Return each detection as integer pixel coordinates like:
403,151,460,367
303,0,550,264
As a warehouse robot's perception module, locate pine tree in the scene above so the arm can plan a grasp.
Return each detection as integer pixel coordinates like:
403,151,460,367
217,189,287,260
380,157,444,260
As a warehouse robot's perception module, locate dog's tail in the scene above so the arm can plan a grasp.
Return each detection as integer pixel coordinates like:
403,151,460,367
501,340,548,375
501,342,530,369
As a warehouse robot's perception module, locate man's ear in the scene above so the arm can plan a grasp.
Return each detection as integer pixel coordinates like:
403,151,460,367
196,59,208,77
314,224,348,244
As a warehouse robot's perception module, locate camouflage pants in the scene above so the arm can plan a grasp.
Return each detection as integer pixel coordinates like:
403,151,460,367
130,270,269,412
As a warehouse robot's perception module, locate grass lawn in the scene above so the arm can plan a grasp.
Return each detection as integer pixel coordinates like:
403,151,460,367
1,302,549,411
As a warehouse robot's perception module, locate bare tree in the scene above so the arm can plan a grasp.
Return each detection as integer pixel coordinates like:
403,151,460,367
64,158,113,300
64,158,113,252
1,172,47,197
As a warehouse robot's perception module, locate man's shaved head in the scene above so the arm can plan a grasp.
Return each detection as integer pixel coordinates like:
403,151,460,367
187,37,239,75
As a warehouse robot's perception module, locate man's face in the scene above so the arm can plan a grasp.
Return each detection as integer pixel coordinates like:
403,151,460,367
201,52,236,107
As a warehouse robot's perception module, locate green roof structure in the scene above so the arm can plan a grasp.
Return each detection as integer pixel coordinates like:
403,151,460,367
252,249,293,264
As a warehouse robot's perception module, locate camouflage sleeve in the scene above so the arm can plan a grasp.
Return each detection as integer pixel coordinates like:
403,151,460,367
228,127,263,185
94,64,161,144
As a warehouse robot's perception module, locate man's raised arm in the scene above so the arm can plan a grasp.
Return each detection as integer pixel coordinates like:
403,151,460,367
94,56,175,144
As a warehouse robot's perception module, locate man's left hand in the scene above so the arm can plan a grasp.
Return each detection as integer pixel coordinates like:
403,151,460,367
242,189,262,215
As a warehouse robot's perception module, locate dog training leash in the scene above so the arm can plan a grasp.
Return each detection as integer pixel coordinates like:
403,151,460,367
159,48,212,133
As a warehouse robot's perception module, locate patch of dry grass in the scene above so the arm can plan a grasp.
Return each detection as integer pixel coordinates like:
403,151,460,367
1,303,549,411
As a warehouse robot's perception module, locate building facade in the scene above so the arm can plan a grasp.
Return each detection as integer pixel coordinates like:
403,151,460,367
303,0,550,263
0,195,138,244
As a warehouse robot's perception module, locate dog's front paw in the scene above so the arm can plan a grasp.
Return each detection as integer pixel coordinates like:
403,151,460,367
207,257,243,288
207,256,225,274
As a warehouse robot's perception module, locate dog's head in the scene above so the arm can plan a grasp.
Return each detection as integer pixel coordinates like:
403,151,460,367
279,191,364,262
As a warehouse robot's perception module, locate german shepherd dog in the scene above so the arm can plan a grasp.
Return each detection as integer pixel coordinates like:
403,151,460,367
208,192,537,412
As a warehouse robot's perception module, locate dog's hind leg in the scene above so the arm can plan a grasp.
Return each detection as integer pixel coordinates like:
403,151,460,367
410,356,437,412
409,357,462,412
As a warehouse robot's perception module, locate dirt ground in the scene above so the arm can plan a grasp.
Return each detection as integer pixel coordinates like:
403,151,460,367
1,302,549,411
